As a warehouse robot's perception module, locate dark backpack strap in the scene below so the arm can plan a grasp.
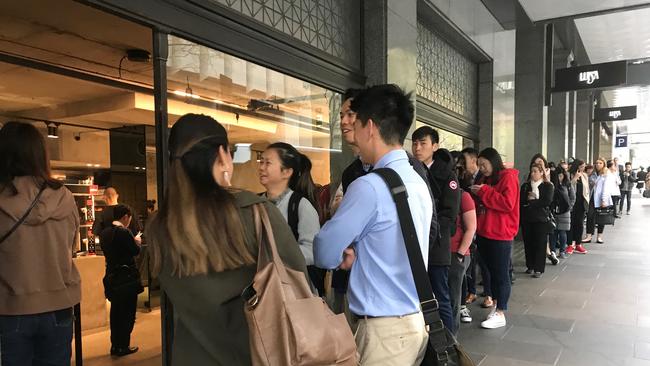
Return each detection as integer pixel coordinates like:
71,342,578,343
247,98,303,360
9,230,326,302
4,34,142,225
0,184,46,245
371,168,449,357
287,192,301,241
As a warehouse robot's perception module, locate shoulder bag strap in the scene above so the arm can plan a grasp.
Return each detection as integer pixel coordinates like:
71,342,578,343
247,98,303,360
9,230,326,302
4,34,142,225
371,168,450,357
0,184,46,245
287,192,301,241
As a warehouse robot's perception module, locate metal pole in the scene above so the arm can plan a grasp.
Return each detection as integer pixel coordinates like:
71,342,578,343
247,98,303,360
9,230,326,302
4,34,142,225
153,28,173,366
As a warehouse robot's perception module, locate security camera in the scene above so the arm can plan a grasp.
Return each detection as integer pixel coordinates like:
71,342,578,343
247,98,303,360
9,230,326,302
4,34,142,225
74,133,81,141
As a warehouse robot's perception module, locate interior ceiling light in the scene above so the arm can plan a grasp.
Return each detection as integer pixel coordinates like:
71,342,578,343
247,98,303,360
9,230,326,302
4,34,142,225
46,122,59,139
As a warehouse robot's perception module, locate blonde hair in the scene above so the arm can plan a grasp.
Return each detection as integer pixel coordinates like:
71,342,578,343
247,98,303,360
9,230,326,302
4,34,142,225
146,159,254,277
595,157,608,176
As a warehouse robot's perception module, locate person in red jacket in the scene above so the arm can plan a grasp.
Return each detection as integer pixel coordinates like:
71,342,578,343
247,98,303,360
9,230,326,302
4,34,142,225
470,148,520,329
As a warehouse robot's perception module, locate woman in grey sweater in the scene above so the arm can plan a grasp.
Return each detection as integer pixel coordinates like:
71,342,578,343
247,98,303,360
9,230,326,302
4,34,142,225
551,167,575,258
258,142,323,293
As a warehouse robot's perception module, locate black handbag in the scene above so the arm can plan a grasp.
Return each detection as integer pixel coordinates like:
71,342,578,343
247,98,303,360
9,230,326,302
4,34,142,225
373,168,475,366
103,264,143,300
542,209,557,234
594,206,616,226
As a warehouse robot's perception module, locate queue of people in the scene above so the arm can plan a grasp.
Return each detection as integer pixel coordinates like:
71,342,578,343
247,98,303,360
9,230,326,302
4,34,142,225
1,83,647,366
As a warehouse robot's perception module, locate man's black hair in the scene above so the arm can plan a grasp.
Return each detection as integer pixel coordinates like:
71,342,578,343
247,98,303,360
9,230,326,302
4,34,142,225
625,162,632,166
460,147,478,158
350,84,414,145
450,150,461,161
342,88,362,103
112,204,133,221
411,126,440,144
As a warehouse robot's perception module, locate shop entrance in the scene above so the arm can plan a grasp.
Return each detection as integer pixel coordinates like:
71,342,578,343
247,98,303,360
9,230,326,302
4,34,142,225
1,1,345,365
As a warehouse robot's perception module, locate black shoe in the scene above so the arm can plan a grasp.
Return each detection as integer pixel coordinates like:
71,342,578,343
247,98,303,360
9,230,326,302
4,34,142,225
510,273,516,284
112,346,139,357
548,252,559,265
525,269,534,274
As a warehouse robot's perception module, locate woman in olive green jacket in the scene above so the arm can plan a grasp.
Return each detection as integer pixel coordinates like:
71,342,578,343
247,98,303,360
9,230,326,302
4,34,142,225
146,114,308,365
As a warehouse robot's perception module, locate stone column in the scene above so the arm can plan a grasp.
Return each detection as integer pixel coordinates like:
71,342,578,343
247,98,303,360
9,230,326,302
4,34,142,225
567,91,577,160
514,23,547,178
547,50,571,163
575,90,592,162
364,0,418,144
478,62,494,150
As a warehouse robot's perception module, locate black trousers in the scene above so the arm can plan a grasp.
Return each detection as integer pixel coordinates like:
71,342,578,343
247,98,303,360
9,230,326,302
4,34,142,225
476,236,512,311
612,196,621,216
570,201,586,243
620,190,632,213
586,201,605,235
522,223,548,273
109,292,138,349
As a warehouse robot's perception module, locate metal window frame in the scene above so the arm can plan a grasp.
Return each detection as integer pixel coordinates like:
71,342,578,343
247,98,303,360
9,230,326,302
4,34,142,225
417,97,479,140
79,0,365,92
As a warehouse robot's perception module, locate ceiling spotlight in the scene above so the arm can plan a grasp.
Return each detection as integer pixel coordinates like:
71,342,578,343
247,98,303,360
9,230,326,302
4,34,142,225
46,122,59,139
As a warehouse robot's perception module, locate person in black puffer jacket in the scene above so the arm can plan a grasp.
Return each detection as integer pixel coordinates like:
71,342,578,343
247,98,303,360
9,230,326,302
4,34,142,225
550,167,575,259
520,163,554,278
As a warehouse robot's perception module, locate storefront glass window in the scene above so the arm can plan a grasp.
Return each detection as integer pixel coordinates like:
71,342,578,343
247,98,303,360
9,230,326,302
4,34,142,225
166,35,341,192
415,121,464,152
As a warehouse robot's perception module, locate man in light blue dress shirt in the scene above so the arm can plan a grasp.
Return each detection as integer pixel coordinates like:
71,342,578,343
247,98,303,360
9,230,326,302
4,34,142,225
314,85,433,365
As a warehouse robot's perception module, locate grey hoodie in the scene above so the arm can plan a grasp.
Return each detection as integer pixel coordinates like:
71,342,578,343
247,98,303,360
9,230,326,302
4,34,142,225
0,177,81,315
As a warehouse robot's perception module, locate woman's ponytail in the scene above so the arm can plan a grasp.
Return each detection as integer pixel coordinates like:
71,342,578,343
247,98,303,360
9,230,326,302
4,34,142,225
267,142,318,210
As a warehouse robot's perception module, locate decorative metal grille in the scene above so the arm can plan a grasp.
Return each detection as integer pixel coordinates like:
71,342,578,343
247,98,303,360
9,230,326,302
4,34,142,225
417,22,478,121
212,0,359,65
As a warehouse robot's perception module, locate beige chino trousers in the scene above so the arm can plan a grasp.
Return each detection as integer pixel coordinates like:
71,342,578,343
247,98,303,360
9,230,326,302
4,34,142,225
354,312,428,365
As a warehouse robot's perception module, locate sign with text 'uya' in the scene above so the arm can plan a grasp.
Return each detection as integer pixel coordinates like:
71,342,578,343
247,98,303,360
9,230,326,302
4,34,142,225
594,106,637,121
615,135,628,148
554,61,627,92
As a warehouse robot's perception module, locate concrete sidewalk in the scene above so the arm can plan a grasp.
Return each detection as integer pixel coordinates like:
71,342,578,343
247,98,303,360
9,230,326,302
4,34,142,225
458,194,650,366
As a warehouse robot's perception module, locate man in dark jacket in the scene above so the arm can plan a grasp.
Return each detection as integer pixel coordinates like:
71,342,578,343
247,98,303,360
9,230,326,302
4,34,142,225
412,126,460,331
619,162,636,215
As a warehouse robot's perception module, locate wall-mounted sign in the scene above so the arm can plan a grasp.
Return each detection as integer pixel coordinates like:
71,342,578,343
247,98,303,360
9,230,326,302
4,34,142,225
594,106,637,121
615,135,628,148
553,61,627,92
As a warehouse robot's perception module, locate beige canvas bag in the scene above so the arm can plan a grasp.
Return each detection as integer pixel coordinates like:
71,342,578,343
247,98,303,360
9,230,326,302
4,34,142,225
242,204,357,366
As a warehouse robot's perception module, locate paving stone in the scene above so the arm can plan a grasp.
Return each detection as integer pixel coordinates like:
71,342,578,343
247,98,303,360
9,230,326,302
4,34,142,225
457,199,650,364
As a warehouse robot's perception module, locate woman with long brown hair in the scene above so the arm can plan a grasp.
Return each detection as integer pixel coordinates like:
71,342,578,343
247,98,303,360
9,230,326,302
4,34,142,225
146,114,308,365
0,121,81,366
520,163,554,278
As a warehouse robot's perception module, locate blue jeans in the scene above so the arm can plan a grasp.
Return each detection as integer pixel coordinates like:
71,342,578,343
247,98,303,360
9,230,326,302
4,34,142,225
477,236,512,311
428,265,454,332
0,308,73,366
551,230,568,253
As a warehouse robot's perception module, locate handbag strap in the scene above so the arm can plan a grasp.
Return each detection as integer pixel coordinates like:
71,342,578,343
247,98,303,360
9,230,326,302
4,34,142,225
252,203,290,281
371,168,450,361
0,184,46,245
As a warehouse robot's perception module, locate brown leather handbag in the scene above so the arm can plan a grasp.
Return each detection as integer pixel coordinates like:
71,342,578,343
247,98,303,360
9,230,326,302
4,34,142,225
242,204,357,366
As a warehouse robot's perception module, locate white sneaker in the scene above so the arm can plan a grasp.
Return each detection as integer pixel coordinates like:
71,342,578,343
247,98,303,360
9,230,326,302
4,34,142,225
460,306,472,323
486,306,497,319
481,312,506,329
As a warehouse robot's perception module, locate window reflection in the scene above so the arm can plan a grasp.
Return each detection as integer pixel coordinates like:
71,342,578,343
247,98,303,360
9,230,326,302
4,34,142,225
166,36,341,192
